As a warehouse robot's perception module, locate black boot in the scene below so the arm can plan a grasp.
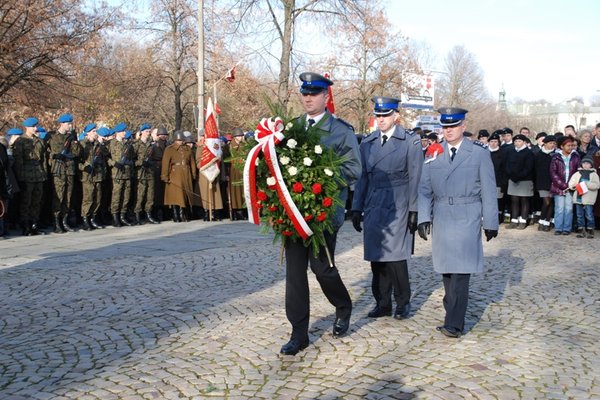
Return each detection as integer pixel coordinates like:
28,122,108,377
82,216,92,231
22,221,31,236
90,215,104,229
146,211,159,224
112,213,122,227
120,213,133,226
172,206,181,222
30,221,40,235
54,215,66,233
587,228,594,239
135,212,143,225
179,207,188,222
62,214,75,232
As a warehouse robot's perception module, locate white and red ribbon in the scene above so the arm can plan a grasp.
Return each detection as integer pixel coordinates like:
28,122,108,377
243,117,313,240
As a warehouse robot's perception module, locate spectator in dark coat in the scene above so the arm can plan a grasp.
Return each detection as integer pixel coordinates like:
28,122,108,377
488,133,506,223
534,135,556,231
505,134,535,229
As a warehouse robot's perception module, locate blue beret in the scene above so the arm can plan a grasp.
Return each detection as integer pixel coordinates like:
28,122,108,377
23,117,39,127
97,127,110,137
139,123,151,131
372,96,400,116
57,113,74,123
37,127,48,140
114,122,127,132
244,131,255,139
83,123,97,133
78,132,86,141
437,107,468,127
124,130,132,139
299,72,332,95
7,128,23,136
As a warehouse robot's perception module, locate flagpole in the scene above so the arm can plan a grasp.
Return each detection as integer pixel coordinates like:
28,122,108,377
197,0,205,134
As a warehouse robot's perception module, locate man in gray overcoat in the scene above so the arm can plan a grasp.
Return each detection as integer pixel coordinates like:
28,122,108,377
417,107,498,338
352,97,423,320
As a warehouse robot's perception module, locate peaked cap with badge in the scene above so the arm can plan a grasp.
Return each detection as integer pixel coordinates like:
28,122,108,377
372,96,400,116
299,72,333,95
437,107,468,127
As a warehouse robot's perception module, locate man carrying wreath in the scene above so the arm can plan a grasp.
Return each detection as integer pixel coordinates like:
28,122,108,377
280,72,362,356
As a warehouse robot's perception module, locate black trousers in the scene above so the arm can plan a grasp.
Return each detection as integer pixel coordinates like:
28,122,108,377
442,273,471,331
284,230,352,342
371,260,411,310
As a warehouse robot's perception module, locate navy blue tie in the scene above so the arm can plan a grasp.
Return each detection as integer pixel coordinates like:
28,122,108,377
450,147,457,161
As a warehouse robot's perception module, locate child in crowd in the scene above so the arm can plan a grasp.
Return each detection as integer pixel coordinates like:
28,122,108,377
549,136,580,235
534,135,556,231
569,156,599,238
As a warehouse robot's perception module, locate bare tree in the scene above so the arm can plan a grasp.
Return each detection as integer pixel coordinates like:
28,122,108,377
436,45,490,108
0,0,118,104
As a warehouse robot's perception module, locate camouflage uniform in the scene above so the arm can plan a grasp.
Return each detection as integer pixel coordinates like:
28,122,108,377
133,139,158,224
12,135,47,235
48,131,81,231
108,138,135,226
79,138,107,228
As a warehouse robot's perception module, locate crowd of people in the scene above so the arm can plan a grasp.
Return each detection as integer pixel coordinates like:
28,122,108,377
415,123,600,238
0,115,249,238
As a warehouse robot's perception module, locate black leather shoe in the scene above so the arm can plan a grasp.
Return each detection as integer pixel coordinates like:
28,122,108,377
333,316,350,337
393,303,411,320
367,306,392,318
280,338,309,355
436,325,461,338
90,216,104,229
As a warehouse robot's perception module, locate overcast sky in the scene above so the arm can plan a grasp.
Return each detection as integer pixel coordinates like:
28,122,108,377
387,0,600,103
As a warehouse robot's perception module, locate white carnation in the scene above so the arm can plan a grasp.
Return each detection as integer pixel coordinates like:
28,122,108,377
324,168,334,176
314,145,323,154
288,166,298,176
287,139,298,149
266,177,276,186
279,155,290,165
286,122,293,130
303,157,313,166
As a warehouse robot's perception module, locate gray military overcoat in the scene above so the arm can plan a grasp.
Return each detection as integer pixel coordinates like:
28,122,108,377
352,126,423,261
417,139,498,273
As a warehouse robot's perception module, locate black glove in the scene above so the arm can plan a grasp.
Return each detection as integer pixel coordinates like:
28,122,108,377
417,222,430,241
143,160,152,168
83,165,93,174
115,162,124,171
408,211,418,234
351,211,362,232
484,229,498,242
53,153,65,161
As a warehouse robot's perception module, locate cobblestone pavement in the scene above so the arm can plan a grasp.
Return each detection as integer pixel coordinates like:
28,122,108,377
1,220,599,399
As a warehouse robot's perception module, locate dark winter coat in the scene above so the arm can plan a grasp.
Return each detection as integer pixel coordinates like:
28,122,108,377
505,146,534,182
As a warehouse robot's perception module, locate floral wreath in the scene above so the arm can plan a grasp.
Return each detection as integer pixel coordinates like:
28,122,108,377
237,115,346,257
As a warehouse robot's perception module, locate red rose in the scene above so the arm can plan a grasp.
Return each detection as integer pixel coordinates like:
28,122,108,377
293,182,303,193
317,211,327,222
276,219,284,224
312,183,322,195
256,202,263,209
304,214,314,221
257,190,268,201
282,230,294,236
268,205,278,212
322,197,333,207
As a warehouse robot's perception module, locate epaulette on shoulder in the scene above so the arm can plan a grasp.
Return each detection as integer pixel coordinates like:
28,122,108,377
473,140,486,148
413,138,421,145
334,116,355,132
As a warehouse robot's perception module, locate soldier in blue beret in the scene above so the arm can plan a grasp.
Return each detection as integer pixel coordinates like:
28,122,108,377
23,117,39,128
57,113,74,123
36,127,48,141
48,111,81,233
417,106,498,338
352,96,423,321
279,71,362,356
133,124,159,225
108,124,135,227
8,128,23,136
13,117,47,235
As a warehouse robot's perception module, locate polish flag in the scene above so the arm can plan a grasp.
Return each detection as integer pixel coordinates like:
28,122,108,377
200,97,222,182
